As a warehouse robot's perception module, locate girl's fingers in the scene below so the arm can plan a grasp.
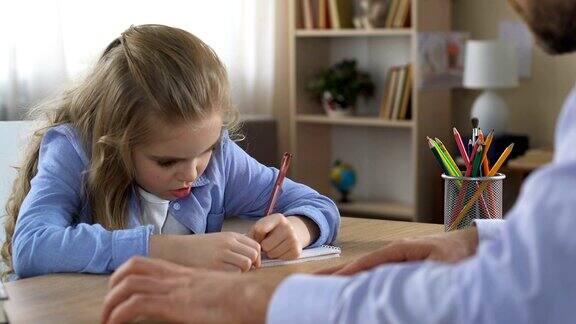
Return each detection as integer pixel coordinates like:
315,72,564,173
230,239,260,265
235,234,262,268
265,238,293,259
277,246,301,261
220,250,254,272
260,225,290,253
249,214,284,242
236,234,261,254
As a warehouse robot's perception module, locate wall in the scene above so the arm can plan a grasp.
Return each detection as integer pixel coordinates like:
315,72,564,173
453,0,576,148
273,1,291,161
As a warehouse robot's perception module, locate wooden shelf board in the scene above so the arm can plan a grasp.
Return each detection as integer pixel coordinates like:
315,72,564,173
296,28,413,38
337,200,415,221
296,114,414,128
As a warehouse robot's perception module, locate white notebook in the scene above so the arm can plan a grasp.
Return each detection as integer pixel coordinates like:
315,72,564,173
261,244,341,267
222,218,341,267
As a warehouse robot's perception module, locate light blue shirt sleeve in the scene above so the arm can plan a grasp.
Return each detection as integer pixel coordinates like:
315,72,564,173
473,219,506,242
221,136,340,247
267,89,576,324
12,128,153,278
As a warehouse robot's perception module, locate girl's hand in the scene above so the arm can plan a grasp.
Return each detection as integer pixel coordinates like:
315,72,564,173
149,232,261,273
248,214,319,260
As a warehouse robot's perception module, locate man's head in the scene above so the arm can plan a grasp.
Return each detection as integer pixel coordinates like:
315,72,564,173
509,0,576,54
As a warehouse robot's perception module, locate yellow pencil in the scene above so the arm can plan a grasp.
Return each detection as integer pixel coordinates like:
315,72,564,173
450,143,514,230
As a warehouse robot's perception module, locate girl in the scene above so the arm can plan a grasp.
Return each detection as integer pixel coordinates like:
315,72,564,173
2,24,340,279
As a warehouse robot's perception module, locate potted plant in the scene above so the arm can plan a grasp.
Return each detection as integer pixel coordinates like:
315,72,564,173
307,59,375,117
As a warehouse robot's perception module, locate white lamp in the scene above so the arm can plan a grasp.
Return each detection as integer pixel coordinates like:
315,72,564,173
464,40,519,135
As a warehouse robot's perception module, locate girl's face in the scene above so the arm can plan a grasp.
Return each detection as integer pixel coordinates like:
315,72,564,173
132,113,223,200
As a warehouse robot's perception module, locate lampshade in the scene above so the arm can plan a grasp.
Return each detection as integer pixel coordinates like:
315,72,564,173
464,40,519,89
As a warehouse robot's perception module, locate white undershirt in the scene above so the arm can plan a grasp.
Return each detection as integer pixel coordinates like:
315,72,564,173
137,187,191,235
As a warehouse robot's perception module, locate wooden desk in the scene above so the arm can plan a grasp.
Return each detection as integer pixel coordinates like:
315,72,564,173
4,217,442,323
507,148,553,173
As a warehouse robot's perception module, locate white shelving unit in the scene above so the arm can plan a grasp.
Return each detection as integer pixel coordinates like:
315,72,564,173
288,0,453,223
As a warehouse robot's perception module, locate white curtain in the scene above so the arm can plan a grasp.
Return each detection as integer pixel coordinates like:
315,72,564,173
0,0,276,119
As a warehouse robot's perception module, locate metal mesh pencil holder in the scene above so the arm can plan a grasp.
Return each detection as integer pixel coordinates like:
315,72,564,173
442,173,505,231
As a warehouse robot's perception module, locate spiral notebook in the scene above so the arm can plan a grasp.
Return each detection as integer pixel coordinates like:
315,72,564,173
261,244,341,267
222,218,341,267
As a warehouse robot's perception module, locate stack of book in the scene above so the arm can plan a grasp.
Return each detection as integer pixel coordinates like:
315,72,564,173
379,64,412,120
300,0,411,30
381,0,412,28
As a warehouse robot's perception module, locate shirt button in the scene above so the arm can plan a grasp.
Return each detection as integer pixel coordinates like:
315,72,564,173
173,202,181,210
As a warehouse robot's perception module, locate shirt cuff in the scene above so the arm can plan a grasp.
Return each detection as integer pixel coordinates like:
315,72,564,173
267,274,350,324
108,225,154,271
283,206,330,248
473,219,506,242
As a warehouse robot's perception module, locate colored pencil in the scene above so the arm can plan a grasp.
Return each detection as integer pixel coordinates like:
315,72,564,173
450,144,514,230
435,138,462,177
472,146,484,177
453,127,470,168
427,137,449,175
482,130,494,175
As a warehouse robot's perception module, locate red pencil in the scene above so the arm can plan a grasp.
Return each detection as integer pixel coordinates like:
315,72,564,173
265,153,293,215
453,127,470,169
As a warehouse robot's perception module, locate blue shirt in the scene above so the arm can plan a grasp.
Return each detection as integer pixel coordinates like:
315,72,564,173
12,125,340,278
268,90,576,324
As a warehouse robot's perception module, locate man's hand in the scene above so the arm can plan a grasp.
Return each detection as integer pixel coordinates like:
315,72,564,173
102,257,285,324
317,227,479,275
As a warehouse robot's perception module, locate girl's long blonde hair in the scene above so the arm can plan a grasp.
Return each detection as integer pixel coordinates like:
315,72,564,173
1,24,239,274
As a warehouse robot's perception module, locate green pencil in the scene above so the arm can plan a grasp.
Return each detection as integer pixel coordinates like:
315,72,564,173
427,137,449,175
472,145,484,177
434,138,462,177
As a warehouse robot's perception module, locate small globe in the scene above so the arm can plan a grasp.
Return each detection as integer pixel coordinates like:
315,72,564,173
330,160,357,202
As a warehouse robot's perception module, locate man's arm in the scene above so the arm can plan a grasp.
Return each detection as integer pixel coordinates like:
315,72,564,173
267,162,576,323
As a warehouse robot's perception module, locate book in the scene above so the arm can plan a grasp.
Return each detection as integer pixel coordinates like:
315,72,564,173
302,0,314,29
385,0,400,28
318,0,328,29
329,0,353,29
393,0,411,28
399,65,413,120
384,67,400,119
391,66,407,120
261,245,341,267
328,0,340,28
379,68,395,119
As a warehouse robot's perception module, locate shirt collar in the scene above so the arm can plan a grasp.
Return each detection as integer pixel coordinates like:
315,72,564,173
137,186,170,204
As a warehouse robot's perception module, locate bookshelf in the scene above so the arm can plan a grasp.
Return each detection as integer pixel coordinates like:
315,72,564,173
296,29,414,37
288,0,454,223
